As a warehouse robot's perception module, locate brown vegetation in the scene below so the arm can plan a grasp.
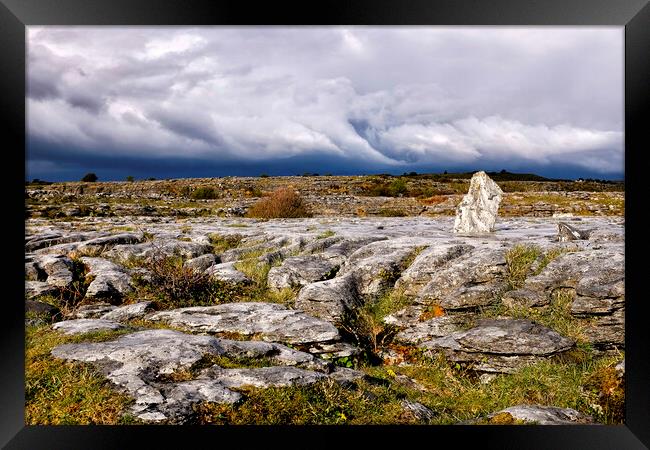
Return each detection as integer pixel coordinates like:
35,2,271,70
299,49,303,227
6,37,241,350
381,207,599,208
246,187,311,218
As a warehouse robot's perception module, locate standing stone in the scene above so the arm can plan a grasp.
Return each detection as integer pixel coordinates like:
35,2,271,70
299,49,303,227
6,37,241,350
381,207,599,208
453,171,503,234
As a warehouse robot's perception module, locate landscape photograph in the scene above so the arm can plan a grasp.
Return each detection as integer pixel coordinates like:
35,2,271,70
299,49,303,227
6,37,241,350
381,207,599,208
25,26,625,426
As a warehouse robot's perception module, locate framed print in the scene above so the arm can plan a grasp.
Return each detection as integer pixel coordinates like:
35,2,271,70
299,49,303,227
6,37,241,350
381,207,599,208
2,0,649,448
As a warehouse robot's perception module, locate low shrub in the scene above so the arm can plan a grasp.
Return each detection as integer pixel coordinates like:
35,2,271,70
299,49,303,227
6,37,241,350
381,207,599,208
246,187,311,219
190,187,219,200
81,173,98,182
138,254,244,308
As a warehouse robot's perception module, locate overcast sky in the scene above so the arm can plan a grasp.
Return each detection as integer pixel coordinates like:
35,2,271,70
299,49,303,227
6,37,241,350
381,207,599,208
26,26,623,181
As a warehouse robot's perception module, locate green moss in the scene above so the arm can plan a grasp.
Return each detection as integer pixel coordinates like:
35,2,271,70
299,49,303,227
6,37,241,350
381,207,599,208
316,230,336,239
208,233,243,253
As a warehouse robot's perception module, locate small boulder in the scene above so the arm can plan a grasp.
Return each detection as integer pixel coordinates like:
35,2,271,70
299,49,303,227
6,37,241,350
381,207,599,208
557,222,588,242
183,254,218,273
25,281,59,299
80,257,134,301
267,256,338,290
71,303,117,319
205,262,251,285
101,301,154,322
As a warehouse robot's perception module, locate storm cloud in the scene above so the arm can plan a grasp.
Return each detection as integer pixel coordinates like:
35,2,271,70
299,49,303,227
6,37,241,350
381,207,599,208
26,27,623,180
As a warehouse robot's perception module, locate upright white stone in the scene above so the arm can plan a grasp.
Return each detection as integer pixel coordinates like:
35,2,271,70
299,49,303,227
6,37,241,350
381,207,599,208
453,171,503,234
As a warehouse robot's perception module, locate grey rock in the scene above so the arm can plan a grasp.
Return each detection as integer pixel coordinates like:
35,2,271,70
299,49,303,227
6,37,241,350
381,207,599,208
456,318,574,355
219,236,291,263
615,359,625,377
267,255,338,290
26,299,59,316
52,318,125,335
338,238,428,297
34,242,85,255
420,318,574,373
51,329,233,422
304,341,361,359
294,273,360,322
393,244,474,298
319,236,388,265
438,283,505,310
394,315,465,344
453,171,503,234
205,262,251,284
571,295,624,316
557,222,588,242
401,400,436,421
215,339,330,372
77,233,144,252
80,257,134,300
25,280,59,299
502,288,549,308
34,255,75,288
302,235,344,254
478,373,498,384
101,302,153,322
521,249,624,348
25,232,105,252
161,380,242,421
183,254,218,272
524,250,623,300
71,303,118,319
582,308,625,348
199,366,328,389
328,367,366,386
487,404,594,425
393,249,507,321
105,240,212,262
147,302,341,345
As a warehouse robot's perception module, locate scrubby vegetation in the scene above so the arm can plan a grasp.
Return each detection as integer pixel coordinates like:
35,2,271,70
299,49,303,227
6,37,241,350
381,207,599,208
132,254,248,308
191,348,623,425
246,187,312,218
81,173,98,182
190,187,219,200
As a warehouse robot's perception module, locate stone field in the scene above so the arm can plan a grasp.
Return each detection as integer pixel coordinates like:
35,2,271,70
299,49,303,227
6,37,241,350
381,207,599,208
25,211,625,425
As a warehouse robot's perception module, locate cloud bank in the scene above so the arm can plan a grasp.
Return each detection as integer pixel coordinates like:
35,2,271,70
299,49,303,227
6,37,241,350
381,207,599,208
27,27,623,180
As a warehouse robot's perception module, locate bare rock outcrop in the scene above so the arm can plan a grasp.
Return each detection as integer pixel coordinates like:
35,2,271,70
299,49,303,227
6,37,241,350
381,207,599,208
453,171,503,234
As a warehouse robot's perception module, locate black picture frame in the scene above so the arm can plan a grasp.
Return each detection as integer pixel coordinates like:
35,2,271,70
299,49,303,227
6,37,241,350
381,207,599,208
2,0,648,448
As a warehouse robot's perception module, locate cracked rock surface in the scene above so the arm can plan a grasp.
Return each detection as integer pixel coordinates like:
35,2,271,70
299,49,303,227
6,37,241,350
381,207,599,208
147,302,341,345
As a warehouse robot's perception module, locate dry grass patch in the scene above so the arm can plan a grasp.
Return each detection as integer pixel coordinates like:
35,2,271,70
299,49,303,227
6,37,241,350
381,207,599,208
246,187,311,219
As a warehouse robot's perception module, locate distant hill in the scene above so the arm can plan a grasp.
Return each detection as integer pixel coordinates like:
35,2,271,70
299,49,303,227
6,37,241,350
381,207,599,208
393,170,552,182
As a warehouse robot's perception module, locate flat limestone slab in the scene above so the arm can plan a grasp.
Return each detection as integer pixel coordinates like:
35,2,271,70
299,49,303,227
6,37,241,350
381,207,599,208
52,318,125,335
147,302,340,345
420,318,574,373
487,404,594,425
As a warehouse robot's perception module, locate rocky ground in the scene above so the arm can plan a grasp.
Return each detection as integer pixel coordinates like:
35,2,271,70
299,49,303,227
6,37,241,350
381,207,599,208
25,212,625,425
25,175,624,218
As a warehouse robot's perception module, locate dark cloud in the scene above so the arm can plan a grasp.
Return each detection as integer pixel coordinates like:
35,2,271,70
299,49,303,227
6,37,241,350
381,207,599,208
27,26,623,180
